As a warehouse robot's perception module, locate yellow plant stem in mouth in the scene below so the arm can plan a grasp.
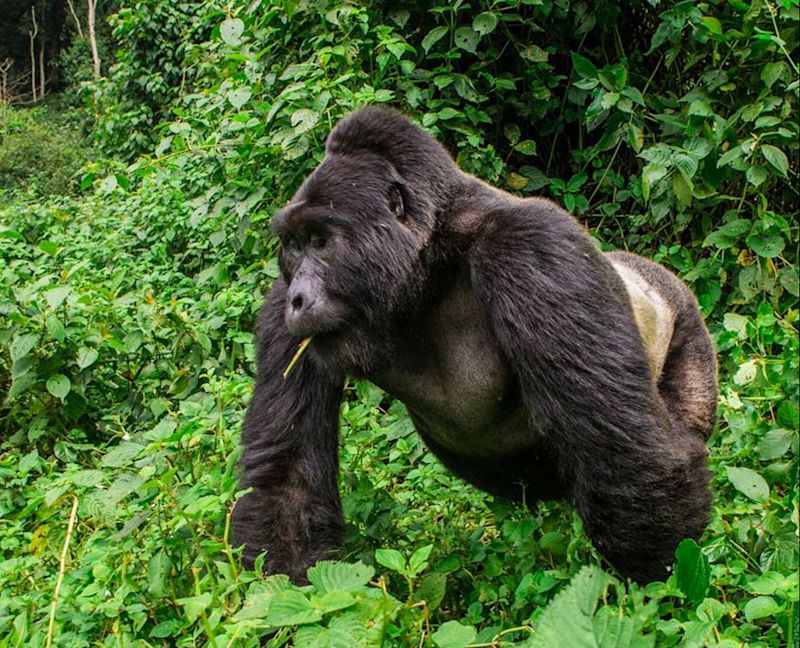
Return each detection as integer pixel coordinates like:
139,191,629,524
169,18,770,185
282,336,313,379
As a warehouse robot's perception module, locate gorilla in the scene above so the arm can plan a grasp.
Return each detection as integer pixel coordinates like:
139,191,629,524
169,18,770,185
232,106,717,584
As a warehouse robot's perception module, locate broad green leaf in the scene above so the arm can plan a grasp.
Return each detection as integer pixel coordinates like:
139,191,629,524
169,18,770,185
527,566,613,647
44,286,70,310
318,590,356,615
291,108,320,134
306,561,374,594
723,313,749,340
743,596,782,621
101,441,144,468
148,552,172,597
760,144,788,176
46,315,65,342
777,400,799,429
220,18,244,46
46,374,71,399
375,548,405,573
422,26,448,53
472,12,498,35
38,240,58,256
454,27,480,54
414,572,447,611
177,592,212,623
761,62,783,88
265,590,322,626
733,359,758,385
747,232,784,258
746,165,767,187
76,347,99,369
432,620,478,648
726,466,769,503
10,333,38,362
295,614,367,647
675,539,710,605
514,140,537,156
572,52,598,79
408,544,433,575
593,606,654,648
227,86,252,109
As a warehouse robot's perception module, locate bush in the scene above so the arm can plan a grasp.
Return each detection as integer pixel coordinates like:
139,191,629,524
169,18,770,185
0,104,91,195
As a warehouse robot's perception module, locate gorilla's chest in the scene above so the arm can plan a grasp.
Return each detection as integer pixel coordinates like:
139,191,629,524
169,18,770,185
370,277,531,457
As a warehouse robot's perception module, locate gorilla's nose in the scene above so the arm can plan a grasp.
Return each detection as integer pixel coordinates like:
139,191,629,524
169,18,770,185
286,285,319,336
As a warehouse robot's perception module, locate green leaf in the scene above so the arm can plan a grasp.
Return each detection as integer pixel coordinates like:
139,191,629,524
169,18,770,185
744,596,782,622
527,566,613,647
454,27,480,54
318,590,356,615
472,12,498,36
747,232,785,258
761,62,783,88
220,18,244,46
572,52,598,79
733,359,758,385
375,548,405,573
758,429,794,461
227,86,252,109
177,592,212,623
306,561,374,594
291,108,319,134
414,572,447,611
675,539,710,605
295,615,367,647
723,313,749,340
46,315,65,342
46,374,71,400
10,333,38,362
593,606,652,648
726,466,769,502
265,590,322,626
760,144,788,176
746,165,767,187
421,26,448,53
777,400,799,429
432,620,478,648
38,240,58,256
101,441,144,468
408,544,433,575
514,140,537,156
148,552,172,597
44,286,70,310
76,347,99,370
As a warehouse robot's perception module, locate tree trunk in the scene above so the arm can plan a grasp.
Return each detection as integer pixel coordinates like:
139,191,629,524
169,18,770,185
67,0,84,38
29,7,38,101
87,0,100,80
39,43,45,98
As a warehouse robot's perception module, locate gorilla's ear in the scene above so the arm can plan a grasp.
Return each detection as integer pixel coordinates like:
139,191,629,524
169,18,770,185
388,181,407,222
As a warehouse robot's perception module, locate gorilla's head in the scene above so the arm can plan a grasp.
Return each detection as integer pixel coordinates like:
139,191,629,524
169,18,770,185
271,107,462,372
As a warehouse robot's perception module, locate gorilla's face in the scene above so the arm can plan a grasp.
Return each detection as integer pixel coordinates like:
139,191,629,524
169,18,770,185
271,153,428,372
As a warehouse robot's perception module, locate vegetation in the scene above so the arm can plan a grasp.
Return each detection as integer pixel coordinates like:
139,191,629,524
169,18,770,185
0,0,797,646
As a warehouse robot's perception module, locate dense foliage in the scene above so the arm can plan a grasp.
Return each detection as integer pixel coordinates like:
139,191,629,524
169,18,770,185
0,0,797,646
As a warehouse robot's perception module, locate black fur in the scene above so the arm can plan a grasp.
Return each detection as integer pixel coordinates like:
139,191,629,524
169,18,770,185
232,107,718,584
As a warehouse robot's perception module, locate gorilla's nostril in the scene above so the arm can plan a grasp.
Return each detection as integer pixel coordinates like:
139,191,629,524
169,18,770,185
291,294,303,310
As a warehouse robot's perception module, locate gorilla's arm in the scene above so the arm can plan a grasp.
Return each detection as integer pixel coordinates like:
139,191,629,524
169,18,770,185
232,280,345,582
468,200,710,582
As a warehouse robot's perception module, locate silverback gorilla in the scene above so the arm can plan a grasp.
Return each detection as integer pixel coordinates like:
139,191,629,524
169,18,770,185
232,106,718,584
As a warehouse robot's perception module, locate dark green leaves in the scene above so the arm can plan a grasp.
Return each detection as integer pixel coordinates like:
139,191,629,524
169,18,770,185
675,539,710,605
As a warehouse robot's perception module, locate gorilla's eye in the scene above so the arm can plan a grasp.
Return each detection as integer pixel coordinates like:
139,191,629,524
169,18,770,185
282,237,300,253
311,236,327,250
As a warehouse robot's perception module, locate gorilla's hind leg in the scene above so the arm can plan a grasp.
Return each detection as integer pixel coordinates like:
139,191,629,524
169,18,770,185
607,251,718,440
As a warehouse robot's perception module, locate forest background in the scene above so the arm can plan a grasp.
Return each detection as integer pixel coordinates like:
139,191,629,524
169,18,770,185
0,0,797,646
